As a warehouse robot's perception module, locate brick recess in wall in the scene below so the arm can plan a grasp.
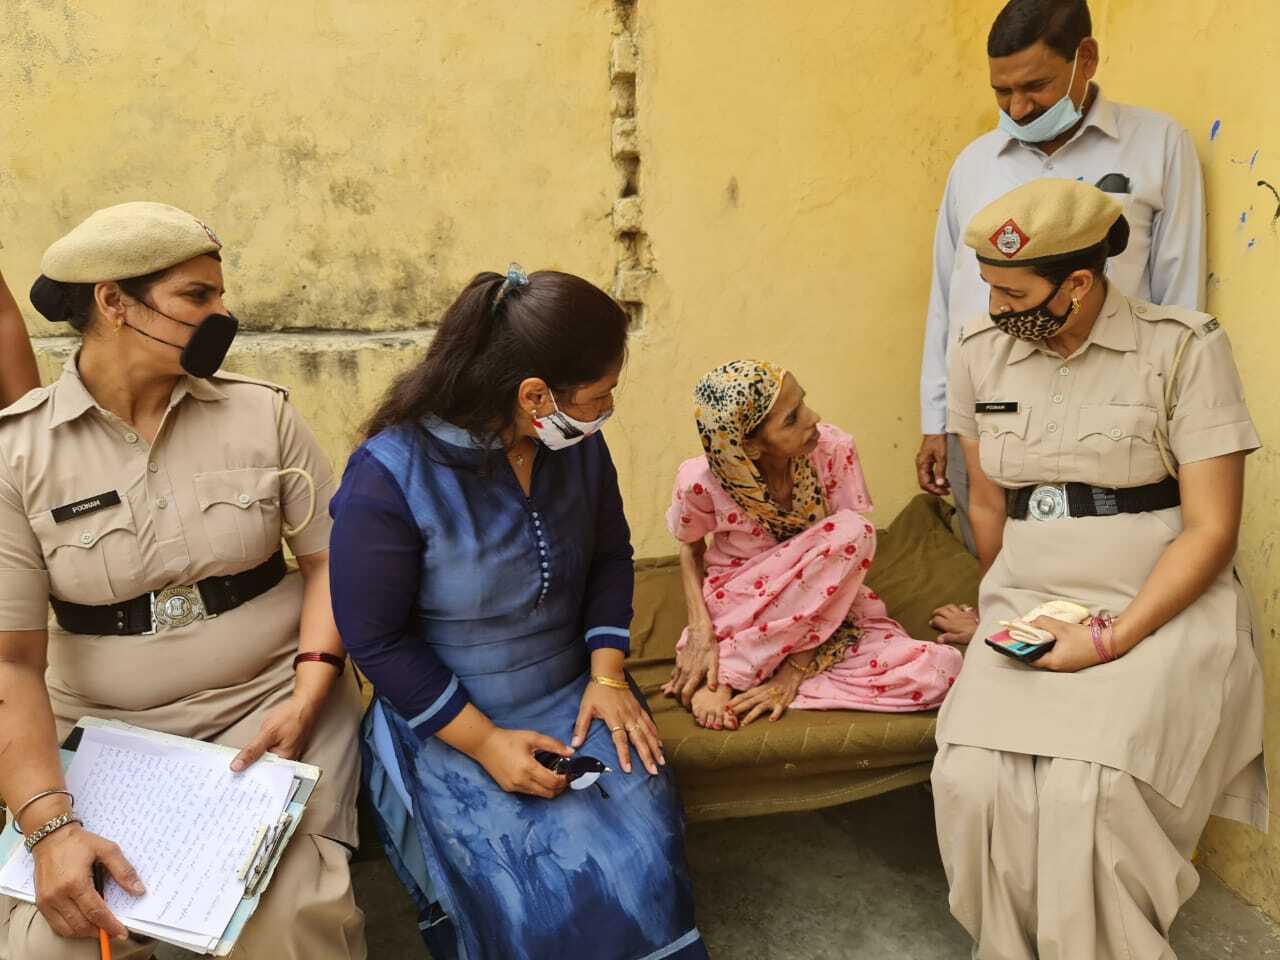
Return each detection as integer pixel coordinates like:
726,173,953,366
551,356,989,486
610,0,654,329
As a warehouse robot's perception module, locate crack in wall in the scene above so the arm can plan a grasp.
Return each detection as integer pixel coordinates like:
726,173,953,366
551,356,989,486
610,0,653,330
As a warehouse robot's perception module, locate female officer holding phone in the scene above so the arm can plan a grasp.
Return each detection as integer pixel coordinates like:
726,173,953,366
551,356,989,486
931,179,1266,960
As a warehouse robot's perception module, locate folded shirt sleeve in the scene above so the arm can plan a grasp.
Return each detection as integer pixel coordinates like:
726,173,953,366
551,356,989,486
0,455,50,631
945,340,979,440
581,436,635,655
1168,327,1261,465
329,446,469,739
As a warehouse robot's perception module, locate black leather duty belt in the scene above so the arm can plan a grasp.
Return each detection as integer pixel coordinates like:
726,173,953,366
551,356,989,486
1007,477,1181,521
50,549,288,636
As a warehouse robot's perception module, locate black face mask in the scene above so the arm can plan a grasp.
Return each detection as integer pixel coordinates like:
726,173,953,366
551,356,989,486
126,303,239,378
990,282,1072,342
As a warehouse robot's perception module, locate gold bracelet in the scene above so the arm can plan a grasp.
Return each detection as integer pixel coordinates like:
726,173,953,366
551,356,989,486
781,658,808,677
592,674,630,690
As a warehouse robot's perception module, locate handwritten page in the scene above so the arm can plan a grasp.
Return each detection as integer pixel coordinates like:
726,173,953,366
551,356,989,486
0,725,294,948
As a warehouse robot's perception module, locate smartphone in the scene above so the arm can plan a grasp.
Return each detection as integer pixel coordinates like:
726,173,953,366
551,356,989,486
984,628,1055,663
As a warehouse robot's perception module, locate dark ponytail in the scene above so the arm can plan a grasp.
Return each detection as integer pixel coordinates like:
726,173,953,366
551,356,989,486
1031,214,1129,287
362,270,630,443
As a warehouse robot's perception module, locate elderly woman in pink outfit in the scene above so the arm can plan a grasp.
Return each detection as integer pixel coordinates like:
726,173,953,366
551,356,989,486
663,360,963,729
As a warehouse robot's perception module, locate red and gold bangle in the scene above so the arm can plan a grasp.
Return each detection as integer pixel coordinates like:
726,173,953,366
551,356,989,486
293,651,346,675
1090,616,1116,663
1105,618,1120,660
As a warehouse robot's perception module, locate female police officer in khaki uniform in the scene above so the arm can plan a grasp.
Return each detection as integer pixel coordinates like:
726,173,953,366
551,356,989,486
0,203,366,958
932,179,1266,960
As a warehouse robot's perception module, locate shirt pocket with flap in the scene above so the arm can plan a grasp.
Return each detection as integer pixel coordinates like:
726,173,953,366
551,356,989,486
28,498,146,605
193,468,283,565
976,405,1031,481
1075,403,1159,487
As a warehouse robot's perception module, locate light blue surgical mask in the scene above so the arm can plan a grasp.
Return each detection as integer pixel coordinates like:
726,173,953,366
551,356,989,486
997,51,1083,144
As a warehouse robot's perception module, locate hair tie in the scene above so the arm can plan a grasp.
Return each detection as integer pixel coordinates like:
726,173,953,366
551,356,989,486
492,262,530,313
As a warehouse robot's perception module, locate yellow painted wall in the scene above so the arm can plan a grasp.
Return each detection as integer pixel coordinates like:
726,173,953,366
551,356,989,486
620,1,992,552
2,0,620,468
1084,0,1280,919
2,0,1278,919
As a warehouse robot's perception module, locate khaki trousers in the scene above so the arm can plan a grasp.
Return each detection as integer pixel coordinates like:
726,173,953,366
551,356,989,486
932,591,1265,960
1,834,365,960
933,743,1211,960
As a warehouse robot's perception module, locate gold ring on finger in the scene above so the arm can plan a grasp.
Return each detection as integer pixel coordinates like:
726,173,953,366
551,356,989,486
610,725,625,734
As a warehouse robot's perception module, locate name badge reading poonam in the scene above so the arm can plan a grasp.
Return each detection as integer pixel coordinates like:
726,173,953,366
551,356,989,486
975,401,1019,414
51,491,122,524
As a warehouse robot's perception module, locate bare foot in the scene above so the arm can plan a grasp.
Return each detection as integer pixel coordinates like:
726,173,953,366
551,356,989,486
930,604,979,645
690,684,737,730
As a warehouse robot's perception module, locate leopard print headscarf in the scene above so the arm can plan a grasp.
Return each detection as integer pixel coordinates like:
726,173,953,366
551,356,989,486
692,360,827,543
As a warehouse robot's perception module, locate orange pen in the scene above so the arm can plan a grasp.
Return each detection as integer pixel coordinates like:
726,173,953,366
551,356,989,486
92,862,112,960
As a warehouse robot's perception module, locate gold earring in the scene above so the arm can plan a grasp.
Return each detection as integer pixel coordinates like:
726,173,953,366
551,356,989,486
1071,298,1081,314
113,317,124,336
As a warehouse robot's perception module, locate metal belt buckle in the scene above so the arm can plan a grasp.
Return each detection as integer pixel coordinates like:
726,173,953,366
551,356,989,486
147,584,211,634
1028,484,1069,521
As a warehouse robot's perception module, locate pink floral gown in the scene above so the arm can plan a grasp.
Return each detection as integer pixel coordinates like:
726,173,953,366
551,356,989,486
666,424,962,712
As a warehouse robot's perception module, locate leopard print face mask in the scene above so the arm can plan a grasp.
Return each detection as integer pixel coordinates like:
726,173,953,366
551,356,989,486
991,282,1072,341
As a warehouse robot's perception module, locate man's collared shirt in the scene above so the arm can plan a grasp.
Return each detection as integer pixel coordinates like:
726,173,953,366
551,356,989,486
920,87,1207,434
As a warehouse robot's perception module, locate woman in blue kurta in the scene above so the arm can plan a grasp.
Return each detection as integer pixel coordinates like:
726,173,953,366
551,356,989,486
329,266,707,960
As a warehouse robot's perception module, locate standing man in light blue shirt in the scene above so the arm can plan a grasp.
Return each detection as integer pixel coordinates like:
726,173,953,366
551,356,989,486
915,0,1206,582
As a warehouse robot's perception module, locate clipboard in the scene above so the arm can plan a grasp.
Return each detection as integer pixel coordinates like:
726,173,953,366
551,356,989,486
0,717,321,957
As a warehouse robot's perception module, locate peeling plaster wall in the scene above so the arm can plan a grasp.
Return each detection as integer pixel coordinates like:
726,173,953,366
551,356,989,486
2,0,1279,919
0,0,619,340
622,0,993,554
1,0,619,471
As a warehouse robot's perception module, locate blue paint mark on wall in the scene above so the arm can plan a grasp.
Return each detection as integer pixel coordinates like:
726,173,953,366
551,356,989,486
1241,211,1249,224
1210,119,1222,141
1250,149,1260,169
1248,238,1257,250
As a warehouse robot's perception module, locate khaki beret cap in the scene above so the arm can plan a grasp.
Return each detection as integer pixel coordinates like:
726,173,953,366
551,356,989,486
40,201,222,283
964,179,1126,268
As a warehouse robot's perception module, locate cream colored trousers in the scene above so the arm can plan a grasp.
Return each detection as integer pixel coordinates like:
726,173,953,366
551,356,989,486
1,834,365,960
933,743,1214,960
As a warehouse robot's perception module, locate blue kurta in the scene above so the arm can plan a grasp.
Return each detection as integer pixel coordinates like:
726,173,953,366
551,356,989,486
330,418,705,960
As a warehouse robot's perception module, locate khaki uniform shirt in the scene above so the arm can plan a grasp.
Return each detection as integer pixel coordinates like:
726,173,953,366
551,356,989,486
0,353,361,843
946,282,1258,486
938,285,1267,829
